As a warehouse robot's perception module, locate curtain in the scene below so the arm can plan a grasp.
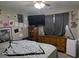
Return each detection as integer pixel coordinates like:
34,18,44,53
63,13,69,34
44,15,55,35
44,13,69,35
54,13,64,35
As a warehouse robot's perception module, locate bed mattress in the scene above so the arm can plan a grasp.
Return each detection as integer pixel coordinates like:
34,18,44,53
0,40,58,58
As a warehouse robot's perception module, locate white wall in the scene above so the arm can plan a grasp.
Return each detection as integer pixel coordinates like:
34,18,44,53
77,11,79,44
23,15,29,37
69,10,78,40
1,7,79,41
0,8,28,40
69,9,79,43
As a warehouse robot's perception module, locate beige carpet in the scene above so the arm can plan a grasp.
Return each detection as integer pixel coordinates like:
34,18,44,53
58,52,73,58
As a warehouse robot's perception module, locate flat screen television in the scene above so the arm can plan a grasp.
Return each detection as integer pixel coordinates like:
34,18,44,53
28,15,45,26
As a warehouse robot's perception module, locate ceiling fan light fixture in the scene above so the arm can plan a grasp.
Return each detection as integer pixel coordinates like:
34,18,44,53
34,3,41,9
40,2,45,8
34,2,45,9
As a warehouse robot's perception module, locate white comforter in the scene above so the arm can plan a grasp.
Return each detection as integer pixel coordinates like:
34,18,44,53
2,40,44,55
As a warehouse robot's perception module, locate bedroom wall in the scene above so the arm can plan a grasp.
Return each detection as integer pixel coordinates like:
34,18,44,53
68,10,78,40
24,10,79,41
77,11,79,43
23,15,29,38
77,10,79,57
0,8,28,40
68,10,79,42
1,8,78,41
68,9,79,57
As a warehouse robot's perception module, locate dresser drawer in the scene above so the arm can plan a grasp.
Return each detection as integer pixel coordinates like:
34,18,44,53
57,38,66,46
38,35,66,53
57,46,66,52
44,37,51,44
38,36,45,43
50,39,57,46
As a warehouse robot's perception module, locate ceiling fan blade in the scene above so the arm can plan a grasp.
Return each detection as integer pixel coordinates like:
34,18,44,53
45,3,51,6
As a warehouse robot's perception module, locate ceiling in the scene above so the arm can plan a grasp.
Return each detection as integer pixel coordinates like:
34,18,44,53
0,1,79,15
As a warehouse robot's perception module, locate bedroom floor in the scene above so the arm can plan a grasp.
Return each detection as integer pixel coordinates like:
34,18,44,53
58,52,73,58
0,52,74,58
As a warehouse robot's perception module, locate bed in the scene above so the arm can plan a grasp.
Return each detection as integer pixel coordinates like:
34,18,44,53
0,39,58,58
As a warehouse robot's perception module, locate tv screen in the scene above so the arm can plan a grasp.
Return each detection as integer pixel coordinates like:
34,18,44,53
28,15,45,26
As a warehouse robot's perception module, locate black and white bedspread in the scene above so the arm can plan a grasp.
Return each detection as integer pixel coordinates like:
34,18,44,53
2,40,45,56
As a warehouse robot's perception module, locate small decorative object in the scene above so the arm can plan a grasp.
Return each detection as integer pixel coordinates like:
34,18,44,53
19,23,24,27
14,16,16,17
71,11,78,28
71,11,75,21
0,20,3,27
19,27,23,31
14,29,19,33
53,15,55,23
0,20,14,27
3,20,9,27
76,18,79,21
7,16,10,18
9,20,14,27
24,24,28,28
15,22,18,26
19,33,23,38
17,14,23,23
21,27,23,30
0,9,1,15
71,22,77,28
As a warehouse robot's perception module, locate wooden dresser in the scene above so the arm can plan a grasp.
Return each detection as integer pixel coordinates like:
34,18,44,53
28,26,39,41
28,26,67,53
38,35,67,53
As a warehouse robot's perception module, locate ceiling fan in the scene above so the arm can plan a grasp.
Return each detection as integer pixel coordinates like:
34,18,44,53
44,2,51,6
33,1,51,9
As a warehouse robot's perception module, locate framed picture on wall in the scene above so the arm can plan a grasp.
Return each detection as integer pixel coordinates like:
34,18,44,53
17,14,24,23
